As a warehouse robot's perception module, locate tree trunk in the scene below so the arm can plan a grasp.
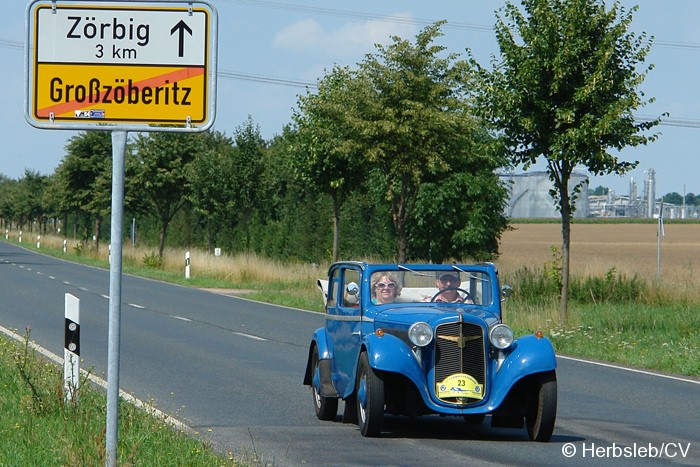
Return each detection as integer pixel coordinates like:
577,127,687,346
332,197,340,262
94,216,101,252
559,189,571,326
206,218,212,254
396,226,407,263
158,219,168,258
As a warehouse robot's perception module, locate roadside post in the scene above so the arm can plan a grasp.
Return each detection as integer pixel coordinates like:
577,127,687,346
64,293,80,402
25,1,217,465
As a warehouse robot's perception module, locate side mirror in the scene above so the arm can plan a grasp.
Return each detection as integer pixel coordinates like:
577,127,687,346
345,282,360,306
501,285,513,302
346,282,359,296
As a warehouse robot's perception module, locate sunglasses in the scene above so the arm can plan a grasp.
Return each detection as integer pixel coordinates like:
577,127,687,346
375,282,396,289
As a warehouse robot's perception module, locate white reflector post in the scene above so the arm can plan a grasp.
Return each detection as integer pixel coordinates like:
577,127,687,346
185,250,191,279
64,293,80,402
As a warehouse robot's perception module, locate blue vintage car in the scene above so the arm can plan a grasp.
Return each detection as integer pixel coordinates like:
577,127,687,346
303,262,557,440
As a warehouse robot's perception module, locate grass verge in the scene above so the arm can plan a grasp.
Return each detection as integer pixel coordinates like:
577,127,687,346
0,329,239,466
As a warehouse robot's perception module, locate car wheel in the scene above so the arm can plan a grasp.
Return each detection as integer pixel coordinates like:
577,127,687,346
356,351,384,437
526,371,557,442
311,346,338,421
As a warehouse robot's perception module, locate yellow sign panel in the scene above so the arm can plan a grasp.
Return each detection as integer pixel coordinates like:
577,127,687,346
33,64,208,124
26,1,217,131
436,373,484,400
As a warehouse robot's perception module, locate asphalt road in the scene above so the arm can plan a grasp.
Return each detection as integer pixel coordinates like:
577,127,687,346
1,241,698,466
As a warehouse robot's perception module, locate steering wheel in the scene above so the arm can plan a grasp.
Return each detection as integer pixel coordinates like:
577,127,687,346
430,287,472,303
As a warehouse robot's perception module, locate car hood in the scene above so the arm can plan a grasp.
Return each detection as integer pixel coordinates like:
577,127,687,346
372,305,500,329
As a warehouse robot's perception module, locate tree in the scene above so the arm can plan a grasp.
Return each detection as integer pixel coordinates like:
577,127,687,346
410,133,510,263
662,192,682,205
14,170,47,234
231,117,266,250
187,130,236,252
0,176,20,229
472,0,662,324
352,21,481,262
56,131,113,250
590,185,609,196
293,66,366,261
132,132,205,258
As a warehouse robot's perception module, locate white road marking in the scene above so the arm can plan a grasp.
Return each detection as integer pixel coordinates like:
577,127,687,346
233,332,266,341
170,315,192,322
558,355,699,385
129,304,145,309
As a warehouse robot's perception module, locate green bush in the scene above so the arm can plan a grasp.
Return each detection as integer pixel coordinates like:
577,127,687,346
569,267,650,304
142,252,162,268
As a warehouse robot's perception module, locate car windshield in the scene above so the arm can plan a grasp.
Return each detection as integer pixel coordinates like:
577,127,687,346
369,267,493,306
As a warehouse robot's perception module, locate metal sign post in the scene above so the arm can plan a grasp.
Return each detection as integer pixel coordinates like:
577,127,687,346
106,130,127,465
24,2,218,465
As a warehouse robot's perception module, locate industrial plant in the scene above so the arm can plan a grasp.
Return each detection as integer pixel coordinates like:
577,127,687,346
501,170,699,219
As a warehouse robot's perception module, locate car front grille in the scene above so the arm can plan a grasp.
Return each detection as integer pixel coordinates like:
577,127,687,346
433,321,486,405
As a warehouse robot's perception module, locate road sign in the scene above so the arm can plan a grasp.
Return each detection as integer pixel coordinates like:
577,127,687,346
25,0,218,132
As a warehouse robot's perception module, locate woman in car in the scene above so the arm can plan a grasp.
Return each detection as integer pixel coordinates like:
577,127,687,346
370,272,402,304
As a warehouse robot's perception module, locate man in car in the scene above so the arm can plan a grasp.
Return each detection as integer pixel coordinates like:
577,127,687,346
428,271,472,303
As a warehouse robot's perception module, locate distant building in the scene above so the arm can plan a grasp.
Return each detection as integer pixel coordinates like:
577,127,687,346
500,171,589,218
501,168,699,219
587,169,698,219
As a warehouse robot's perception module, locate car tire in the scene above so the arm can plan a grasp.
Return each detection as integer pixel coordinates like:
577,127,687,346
356,351,384,437
526,370,557,442
311,346,338,421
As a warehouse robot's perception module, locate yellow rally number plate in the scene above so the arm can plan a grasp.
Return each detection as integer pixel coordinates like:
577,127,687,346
436,373,484,400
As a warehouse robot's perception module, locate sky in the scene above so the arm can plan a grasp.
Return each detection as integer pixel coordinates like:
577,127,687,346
2,0,699,197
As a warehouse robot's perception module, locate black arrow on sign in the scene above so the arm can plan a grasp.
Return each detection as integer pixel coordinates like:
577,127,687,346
171,20,193,58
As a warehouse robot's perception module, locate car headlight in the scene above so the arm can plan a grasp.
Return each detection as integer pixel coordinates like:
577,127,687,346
408,322,433,347
489,324,514,350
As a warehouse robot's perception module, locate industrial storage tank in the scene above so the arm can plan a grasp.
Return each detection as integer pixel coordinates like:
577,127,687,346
500,171,589,218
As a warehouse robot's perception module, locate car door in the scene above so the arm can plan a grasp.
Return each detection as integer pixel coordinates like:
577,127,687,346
326,265,362,398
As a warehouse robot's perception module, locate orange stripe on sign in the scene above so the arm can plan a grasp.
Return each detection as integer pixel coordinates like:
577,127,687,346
37,67,205,117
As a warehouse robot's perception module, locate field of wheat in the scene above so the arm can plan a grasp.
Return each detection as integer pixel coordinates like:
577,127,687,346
496,223,700,288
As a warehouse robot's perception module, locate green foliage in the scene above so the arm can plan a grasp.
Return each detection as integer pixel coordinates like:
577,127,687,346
0,331,233,465
131,131,206,257
662,192,683,205
590,185,609,196
142,251,163,269
411,167,509,262
540,304,700,376
471,0,662,322
569,267,649,304
353,21,487,261
292,66,367,261
505,260,654,307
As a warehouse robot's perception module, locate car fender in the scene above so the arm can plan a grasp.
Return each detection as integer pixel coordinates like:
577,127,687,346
303,328,332,387
363,333,428,394
486,334,557,410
